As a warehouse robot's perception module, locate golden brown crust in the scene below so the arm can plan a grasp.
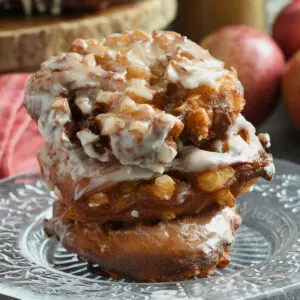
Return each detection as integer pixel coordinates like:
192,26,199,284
44,203,241,282
25,30,245,153
38,144,267,223
23,30,275,283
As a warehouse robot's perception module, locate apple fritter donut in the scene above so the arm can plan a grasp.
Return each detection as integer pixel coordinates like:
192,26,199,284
25,30,245,162
44,203,241,282
38,113,273,223
24,30,275,282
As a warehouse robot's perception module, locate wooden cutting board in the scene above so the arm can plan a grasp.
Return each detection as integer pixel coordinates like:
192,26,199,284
0,0,177,72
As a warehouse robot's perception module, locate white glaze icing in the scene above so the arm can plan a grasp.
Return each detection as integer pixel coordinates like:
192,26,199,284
172,115,272,173
264,163,275,178
75,97,93,115
97,102,180,173
164,206,240,255
26,31,239,172
35,95,72,148
166,57,225,90
26,31,274,191
264,134,271,148
191,207,240,255
39,113,274,200
258,133,271,148
25,31,237,148
77,129,110,162
38,145,155,200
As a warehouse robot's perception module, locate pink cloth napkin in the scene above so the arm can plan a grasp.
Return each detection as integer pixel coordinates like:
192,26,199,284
0,74,44,179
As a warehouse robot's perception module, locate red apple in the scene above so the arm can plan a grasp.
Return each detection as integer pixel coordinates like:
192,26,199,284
282,51,300,130
273,0,300,58
201,25,285,124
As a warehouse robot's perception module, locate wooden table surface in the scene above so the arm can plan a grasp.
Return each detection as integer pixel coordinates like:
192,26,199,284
0,0,177,72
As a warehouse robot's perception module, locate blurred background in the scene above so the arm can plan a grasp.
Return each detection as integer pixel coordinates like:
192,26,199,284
0,0,298,180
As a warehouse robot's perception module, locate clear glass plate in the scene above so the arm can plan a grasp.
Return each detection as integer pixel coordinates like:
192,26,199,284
1,159,300,300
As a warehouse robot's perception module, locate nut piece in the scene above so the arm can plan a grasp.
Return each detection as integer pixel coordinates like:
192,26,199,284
151,175,175,200
129,121,149,135
88,193,110,208
186,107,213,141
127,65,149,79
97,115,125,135
197,167,235,192
51,97,69,113
75,96,92,115
215,188,235,208
83,53,96,67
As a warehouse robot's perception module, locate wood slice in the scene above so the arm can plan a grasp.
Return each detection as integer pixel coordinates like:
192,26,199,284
0,0,177,72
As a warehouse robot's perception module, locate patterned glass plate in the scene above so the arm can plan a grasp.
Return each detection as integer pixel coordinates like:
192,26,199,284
1,159,300,300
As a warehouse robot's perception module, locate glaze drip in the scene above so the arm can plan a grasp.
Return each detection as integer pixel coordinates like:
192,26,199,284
25,30,274,187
